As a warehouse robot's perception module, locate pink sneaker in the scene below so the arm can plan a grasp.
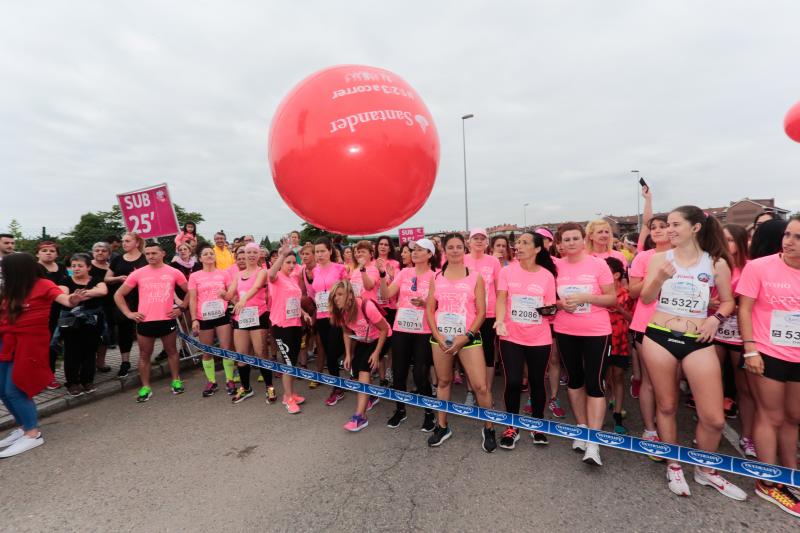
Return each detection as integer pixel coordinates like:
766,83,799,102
343,414,368,432
292,393,306,405
367,396,379,411
548,397,566,418
325,389,345,406
283,397,301,414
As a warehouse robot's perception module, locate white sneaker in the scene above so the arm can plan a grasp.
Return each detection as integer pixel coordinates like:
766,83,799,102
572,424,587,452
694,469,747,501
0,433,43,458
667,464,691,496
464,391,475,406
582,443,602,466
0,428,24,448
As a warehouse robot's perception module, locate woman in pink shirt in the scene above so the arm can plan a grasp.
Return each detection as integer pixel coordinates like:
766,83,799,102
379,238,438,431
188,244,236,397
737,215,800,513
628,214,670,450
329,280,391,432
306,237,348,406
464,228,502,402
374,236,400,387
553,222,616,466
268,243,312,414
229,243,275,405
350,240,380,302
586,219,628,266
425,233,496,452
495,231,557,448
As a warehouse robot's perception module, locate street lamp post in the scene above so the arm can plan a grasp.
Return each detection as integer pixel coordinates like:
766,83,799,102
631,169,641,231
523,202,530,228
462,114,474,231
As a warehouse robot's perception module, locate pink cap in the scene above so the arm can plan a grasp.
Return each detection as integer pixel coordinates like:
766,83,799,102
244,242,260,251
534,228,554,240
469,227,487,238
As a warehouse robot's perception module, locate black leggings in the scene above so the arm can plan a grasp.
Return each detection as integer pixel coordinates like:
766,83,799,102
316,317,344,380
238,364,272,390
115,309,136,354
480,317,496,367
380,309,397,355
499,340,550,416
391,331,433,408
273,325,302,366
63,324,102,386
555,333,610,398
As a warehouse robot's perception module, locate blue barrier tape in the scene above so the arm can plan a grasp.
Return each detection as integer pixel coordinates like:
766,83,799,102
180,333,799,488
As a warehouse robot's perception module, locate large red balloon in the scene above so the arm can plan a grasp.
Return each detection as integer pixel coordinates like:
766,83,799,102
268,65,440,235
786,101,800,143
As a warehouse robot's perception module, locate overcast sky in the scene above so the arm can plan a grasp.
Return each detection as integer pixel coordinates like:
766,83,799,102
3,1,800,240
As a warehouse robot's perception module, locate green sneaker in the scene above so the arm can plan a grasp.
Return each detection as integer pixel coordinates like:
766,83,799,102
171,379,185,395
137,386,153,403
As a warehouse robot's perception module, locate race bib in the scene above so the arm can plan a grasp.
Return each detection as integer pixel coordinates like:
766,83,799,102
559,285,592,314
352,282,363,297
769,310,800,347
285,297,300,319
397,307,424,332
238,306,259,328
315,290,330,314
510,295,543,325
715,314,741,343
201,299,225,321
657,279,710,318
437,312,467,336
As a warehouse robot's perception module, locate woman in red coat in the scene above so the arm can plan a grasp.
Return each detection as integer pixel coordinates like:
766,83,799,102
0,253,87,458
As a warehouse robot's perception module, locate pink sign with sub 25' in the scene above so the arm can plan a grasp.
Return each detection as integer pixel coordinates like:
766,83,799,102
398,227,425,245
117,183,180,239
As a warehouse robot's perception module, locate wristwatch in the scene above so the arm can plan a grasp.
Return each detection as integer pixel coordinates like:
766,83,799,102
466,330,476,342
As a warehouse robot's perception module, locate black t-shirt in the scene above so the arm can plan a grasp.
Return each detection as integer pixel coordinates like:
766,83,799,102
170,259,201,300
61,276,104,310
109,253,147,309
89,264,108,283
42,263,68,285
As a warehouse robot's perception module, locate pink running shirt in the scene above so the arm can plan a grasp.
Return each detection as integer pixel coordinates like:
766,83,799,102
188,269,231,321
269,271,303,328
553,255,614,336
310,262,347,319
497,262,556,346
346,298,392,342
629,249,657,333
350,264,380,302
233,269,268,321
124,265,186,322
389,268,434,334
432,270,480,336
464,253,501,318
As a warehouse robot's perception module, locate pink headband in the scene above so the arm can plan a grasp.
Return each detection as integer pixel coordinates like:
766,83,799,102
244,243,260,251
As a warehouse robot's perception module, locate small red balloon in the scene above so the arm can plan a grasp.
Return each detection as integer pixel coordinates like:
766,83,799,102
268,65,440,235
785,100,800,143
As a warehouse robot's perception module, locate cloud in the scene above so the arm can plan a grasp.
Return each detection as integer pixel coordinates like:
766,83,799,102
2,1,799,240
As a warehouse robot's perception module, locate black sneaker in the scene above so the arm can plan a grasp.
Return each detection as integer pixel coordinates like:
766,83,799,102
117,361,131,378
427,425,452,447
421,411,436,432
482,427,497,453
387,410,407,428
531,431,549,445
499,427,520,450
379,379,389,387
724,399,739,419
155,350,168,362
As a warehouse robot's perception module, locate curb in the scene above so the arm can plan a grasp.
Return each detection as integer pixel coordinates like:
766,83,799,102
0,358,200,431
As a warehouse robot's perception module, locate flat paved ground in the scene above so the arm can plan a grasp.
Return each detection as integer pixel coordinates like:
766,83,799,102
2,369,796,533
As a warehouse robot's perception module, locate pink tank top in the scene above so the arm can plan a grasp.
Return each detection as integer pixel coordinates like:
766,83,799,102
234,269,268,320
433,269,479,336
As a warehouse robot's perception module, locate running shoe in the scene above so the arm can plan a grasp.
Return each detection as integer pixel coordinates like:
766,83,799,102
481,427,497,453
117,361,131,378
427,425,452,447
66,384,83,397
531,432,549,445
559,375,568,387
667,464,691,497
582,443,602,466
343,414,368,432
723,397,739,419
499,427,520,450
292,393,306,405
755,481,800,517
82,383,96,394
171,379,185,395
46,380,62,390
0,433,43,458
232,387,254,404
379,379,389,387
421,411,436,432
266,386,277,404
614,422,628,435
630,378,641,399
308,380,319,389
642,430,665,462
522,403,533,416
325,389,345,406
0,428,24,448
202,381,218,397
572,424,587,452
387,410,407,428
694,469,747,501
464,391,475,407
739,437,757,458
225,380,236,395
283,397,301,414
137,386,152,403
548,397,566,418
366,396,379,411
453,372,463,385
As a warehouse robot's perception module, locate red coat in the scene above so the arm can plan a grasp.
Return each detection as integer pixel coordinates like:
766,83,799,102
0,279,60,398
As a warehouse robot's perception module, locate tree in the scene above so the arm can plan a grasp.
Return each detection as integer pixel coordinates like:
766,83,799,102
260,235,272,250
298,222,347,244
7,219,23,239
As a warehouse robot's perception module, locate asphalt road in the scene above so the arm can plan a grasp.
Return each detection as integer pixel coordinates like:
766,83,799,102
1,368,796,532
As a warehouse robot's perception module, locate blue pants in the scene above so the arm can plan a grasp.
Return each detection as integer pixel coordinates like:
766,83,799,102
0,361,39,431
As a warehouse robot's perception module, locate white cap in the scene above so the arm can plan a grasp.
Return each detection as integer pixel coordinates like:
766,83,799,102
409,238,436,254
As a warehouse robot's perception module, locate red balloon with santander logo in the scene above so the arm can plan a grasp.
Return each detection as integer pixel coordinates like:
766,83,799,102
785,100,800,143
268,65,440,235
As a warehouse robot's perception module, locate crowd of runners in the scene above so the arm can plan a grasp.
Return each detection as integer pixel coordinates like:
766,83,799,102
1,186,799,517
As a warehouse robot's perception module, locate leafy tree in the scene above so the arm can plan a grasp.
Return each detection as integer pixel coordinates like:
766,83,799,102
7,219,23,239
298,222,347,244
260,235,272,250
